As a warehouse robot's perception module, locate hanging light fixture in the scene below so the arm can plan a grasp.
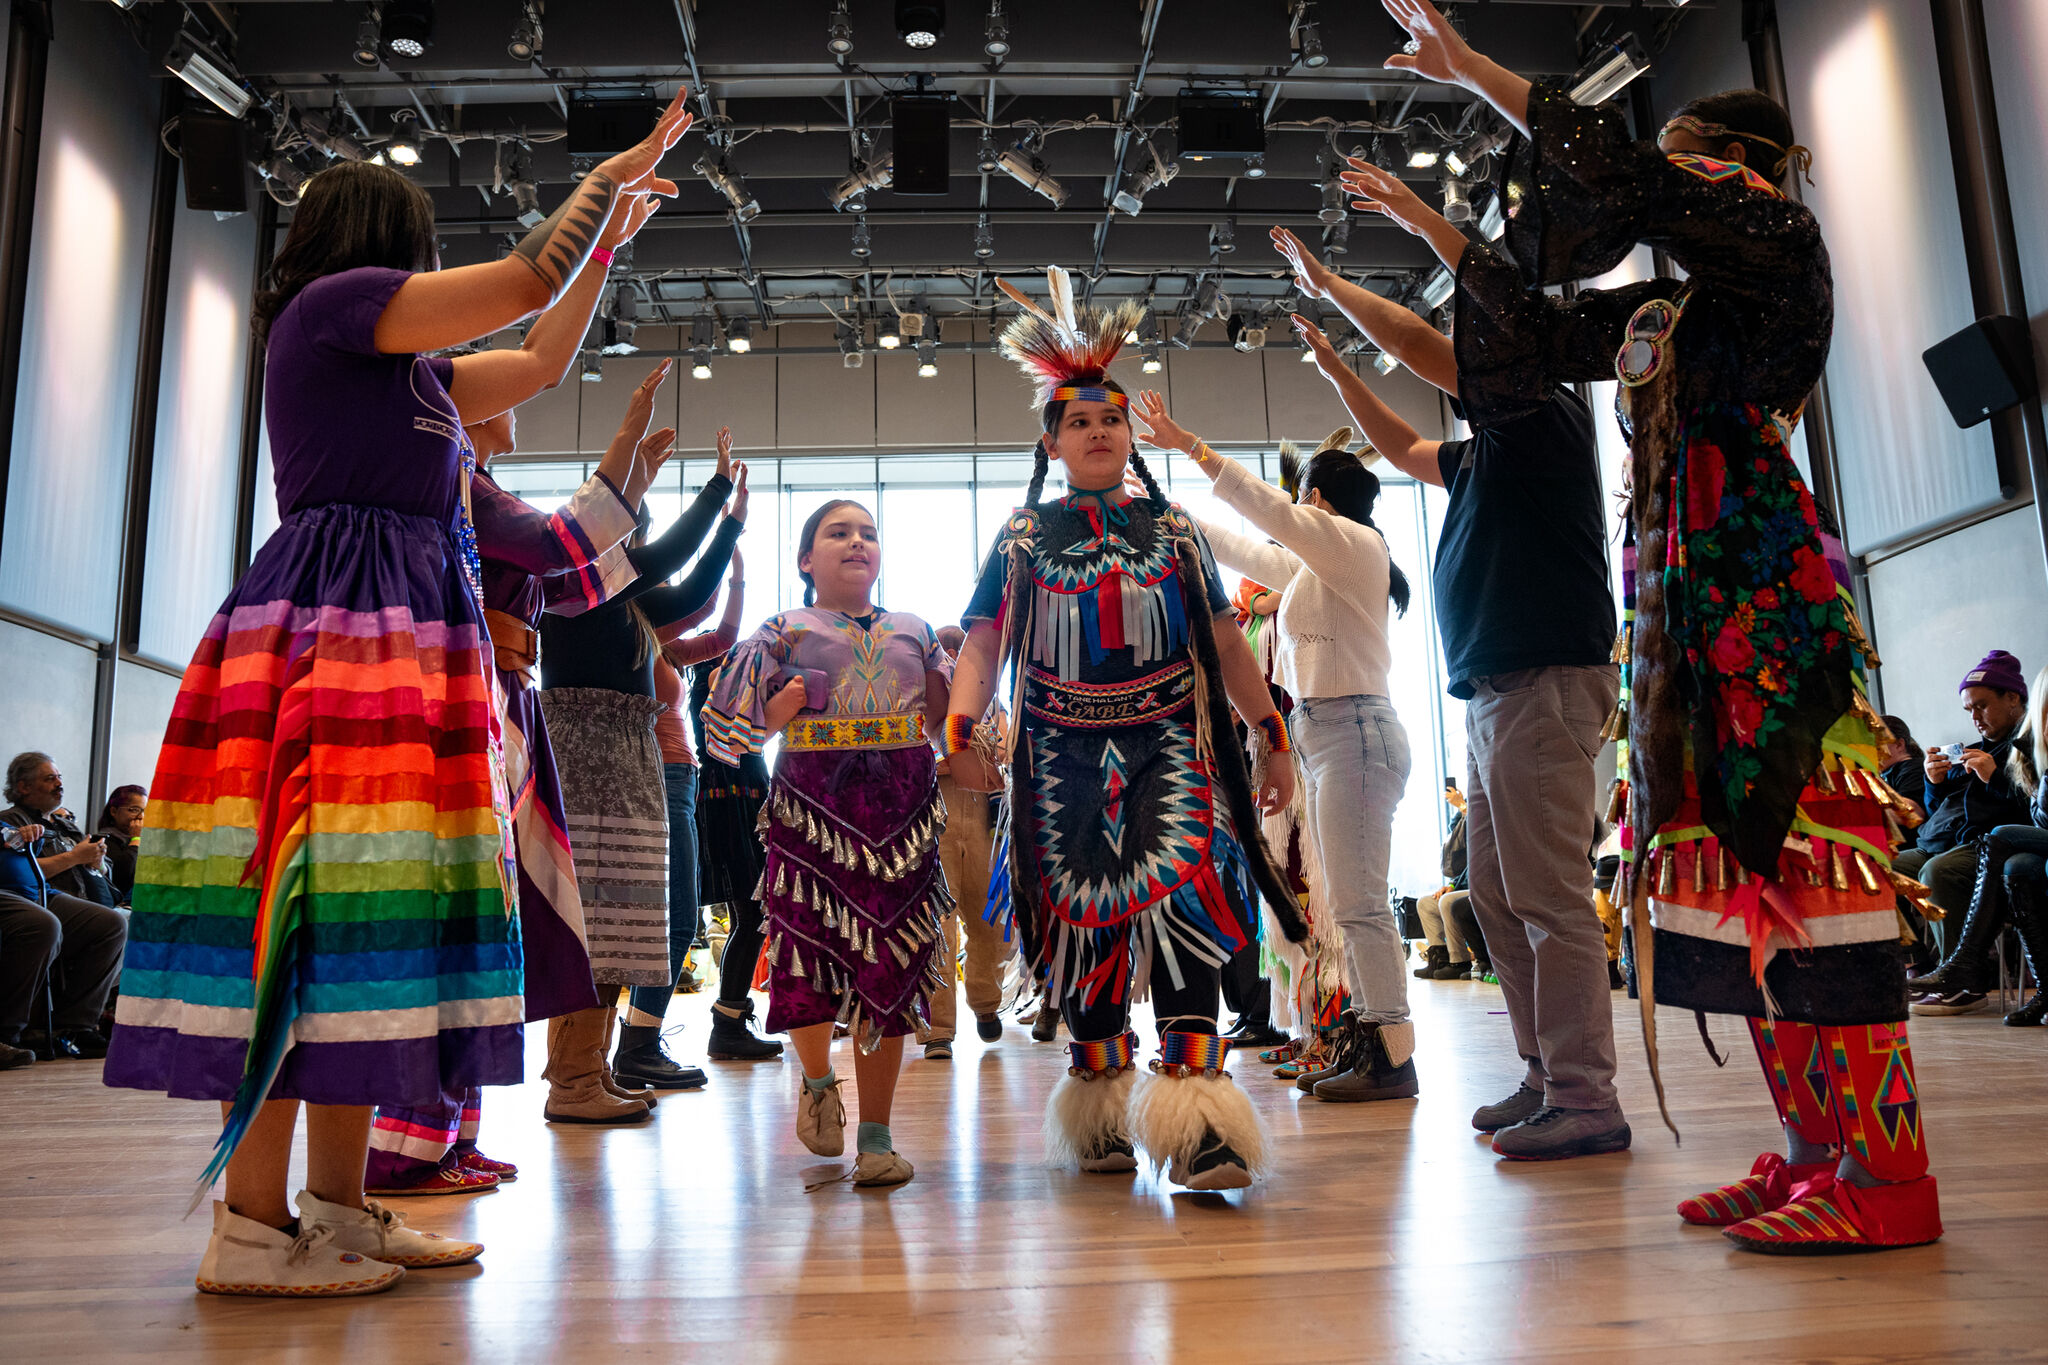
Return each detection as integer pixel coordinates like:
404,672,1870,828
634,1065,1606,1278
507,3,541,61
1112,141,1178,217
850,217,873,259
1441,176,1472,224
974,213,995,260
353,8,382,67
997,139,1067,208
385,109,423,167
916,338,939,378
1141,343,1164,375
827,0,854,57
1569,33,1650,107
984,2,1010,59
727,316,754,355
379,0,434,60
896,0,943,49
1403,125,1440,170
697,155,762,223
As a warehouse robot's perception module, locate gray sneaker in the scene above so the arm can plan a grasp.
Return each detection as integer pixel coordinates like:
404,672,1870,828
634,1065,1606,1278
1490,1104,1632,1161
1471,1082,1544,1133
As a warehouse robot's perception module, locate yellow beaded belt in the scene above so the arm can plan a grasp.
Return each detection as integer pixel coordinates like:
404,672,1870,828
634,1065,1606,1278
781,710,928,752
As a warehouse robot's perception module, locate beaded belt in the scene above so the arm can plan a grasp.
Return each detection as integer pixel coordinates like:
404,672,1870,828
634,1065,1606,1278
781,711,928,752
1025,662,1193,728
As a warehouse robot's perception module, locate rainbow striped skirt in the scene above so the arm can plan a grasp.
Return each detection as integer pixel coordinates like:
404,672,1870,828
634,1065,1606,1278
104,503,526,1109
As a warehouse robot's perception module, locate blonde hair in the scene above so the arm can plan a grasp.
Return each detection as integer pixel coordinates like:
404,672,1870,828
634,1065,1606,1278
2007,666,2048,798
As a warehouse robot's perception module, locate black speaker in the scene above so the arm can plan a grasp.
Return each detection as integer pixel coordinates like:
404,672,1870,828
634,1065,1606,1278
179,108,248,213
1923,314,2039,428
1177,90,1265,158
891,98,950,196
567,92,659,157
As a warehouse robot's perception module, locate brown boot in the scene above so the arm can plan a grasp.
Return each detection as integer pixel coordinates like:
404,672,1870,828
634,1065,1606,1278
598,1005,658,1109
543,1008,652,1125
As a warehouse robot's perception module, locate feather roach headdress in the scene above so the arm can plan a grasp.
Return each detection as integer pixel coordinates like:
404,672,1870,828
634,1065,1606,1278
997,265,1147,410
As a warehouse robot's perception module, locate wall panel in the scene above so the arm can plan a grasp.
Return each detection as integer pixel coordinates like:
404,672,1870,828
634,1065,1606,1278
1984,3,2048,420
138,198,257,664
0,622,97,797
1779,0,2004,554
0,4,158,636
108,660,181,794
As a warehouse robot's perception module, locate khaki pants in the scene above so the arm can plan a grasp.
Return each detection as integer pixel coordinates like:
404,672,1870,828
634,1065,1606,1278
919,774,1009,1042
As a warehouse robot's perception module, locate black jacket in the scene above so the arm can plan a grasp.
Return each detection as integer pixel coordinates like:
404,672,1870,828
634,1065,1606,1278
1917,732,2036,853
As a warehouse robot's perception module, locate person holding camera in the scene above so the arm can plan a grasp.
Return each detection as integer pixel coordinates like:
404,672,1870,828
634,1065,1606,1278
1901,651,2037,1014
0,752,129,1065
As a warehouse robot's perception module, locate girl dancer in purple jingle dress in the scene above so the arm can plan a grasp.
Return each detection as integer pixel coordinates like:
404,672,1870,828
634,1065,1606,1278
703,500,951,1189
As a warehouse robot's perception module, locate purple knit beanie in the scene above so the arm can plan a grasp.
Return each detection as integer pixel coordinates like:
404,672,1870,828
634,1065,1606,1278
1960,649,2027,697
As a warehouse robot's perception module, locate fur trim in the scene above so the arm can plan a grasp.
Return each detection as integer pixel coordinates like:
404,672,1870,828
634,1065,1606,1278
1375,1020,1416,1068
1128,1070,1270,1179
1044,1066,1137,1168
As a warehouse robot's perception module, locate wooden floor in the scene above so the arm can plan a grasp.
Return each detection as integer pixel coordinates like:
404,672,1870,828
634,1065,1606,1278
6,979,2048,1364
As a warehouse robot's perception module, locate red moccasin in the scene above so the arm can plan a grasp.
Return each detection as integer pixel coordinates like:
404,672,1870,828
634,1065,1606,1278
1722,1173,1943,1254
1677,1152,1833,1226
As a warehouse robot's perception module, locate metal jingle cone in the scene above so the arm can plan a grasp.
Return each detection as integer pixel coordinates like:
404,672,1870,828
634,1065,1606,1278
1714,840,1731,892
1830,840,1852,892
1852,848,1883,895
1656,846,1677,897
1691,837,1708,894
1815,758,1837,795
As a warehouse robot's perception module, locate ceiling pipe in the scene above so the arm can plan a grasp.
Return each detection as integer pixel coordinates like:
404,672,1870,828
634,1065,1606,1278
1089,0,1167,303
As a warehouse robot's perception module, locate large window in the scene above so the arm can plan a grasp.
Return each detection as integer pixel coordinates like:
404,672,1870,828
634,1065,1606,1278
497,447,1468,895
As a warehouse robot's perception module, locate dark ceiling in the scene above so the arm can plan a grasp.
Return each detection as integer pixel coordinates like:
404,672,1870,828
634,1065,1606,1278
118,0,1713,353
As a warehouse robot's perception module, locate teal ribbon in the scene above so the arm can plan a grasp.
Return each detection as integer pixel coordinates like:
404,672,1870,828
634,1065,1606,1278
1066,483,1132,527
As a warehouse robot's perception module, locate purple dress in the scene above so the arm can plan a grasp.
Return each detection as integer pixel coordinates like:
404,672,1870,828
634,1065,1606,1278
106,267,523,1183
704,607,950,1044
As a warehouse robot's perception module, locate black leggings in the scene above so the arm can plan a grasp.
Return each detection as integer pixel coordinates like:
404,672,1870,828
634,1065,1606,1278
1061,955,1222,1045
716,896,768,1004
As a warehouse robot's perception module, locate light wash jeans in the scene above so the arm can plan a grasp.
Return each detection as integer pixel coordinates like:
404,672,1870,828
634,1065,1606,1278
1291,694,1411,1024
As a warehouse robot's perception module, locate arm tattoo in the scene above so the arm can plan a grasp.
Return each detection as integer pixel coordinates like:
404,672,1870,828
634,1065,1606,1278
509,171,617,294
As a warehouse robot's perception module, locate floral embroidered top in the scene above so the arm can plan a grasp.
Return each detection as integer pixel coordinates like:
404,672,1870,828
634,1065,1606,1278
1452,78,1852,881
703,606,948,764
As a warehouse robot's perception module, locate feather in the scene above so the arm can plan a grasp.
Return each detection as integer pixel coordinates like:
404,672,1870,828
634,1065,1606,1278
997,268,1147,406
996,277,1058,330
1047,265,1078,340
1277,442,1303,498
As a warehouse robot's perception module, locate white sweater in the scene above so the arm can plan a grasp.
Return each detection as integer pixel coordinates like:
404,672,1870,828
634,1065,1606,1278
1196,452,1393,702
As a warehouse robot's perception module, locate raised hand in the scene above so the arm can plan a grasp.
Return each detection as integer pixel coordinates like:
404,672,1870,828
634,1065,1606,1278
599,359,672,496
1380,0,1476,86
599,86,695,198
627,426,677,502
729,461,750,523
1339,158,1434,234
714,426,735,482
599,190,663,250
1291,314,1345,379
1133,390,1198,454
1271,227,1335,300
728,546,745,581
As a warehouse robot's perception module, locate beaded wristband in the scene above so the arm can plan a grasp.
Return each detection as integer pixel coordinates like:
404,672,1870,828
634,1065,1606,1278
940,713,977,756
1067,1031,1139,1077
1255,712,1292,754
590,245,615,268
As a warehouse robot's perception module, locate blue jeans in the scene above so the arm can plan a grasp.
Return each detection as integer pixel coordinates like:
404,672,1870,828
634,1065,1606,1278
627,763,700,1020
1290,694,1411,1024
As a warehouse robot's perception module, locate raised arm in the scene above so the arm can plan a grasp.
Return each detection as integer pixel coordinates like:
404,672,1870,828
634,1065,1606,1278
1191,509,1302,588
373,88,694,357
1289,320,1443,487
631,514,744,628
446,190,667,424
1381,0,1532,136
614,444,742,604
1272,228,1456,395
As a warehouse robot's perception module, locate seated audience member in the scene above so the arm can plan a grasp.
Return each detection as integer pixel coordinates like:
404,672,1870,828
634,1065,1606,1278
1879,714,1927,819
1897,654,2035,1008
96,786,146,906
3,754,117,908
1415,782,1472,980
1446,891,1490,983
0,769,129,1067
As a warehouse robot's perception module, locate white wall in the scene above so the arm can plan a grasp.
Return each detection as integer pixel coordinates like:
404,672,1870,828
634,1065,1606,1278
0,621,97,805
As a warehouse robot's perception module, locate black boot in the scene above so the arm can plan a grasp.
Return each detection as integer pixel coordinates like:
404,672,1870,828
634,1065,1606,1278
1031,1001,1061,1043
1905,839,2005,995
1432,956,1472,981
1413,944,1449,980
706,999,784,1060
2004,871,2048,1027
612,1023,708,1089
1311,1019,1420,1102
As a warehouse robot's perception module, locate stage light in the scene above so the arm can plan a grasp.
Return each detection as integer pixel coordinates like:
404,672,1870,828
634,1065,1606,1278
827,0,854,57
1142,343,1163,374
984,2,1010,59
1404,125,1440,170
1374,351,1400,375
381,0,433,60
164,36,251,118
1290,1,1327,68
917,339,939,378
1192,277,1227,318
900,300,929,340
353,9,382,67
998,144,1067,207
830,154,893,213
385,109,423,167
727,317,753,354
976,131,1000,174
974,213,995,260
691,348,713,380
581,349,603,382
1320,177,1347,225
508,4,541,61
851,218,872,259
697,155,761,224
1479,194,1504,240
1210,218,1236,255
1111,144,1177,217
1421,268,1455,310
1243,154,1266,179
1323,219,1351,256
1442,176,1472,224
896,0,943,48
1172,310,1203,349
878,317,903,350
1569,33,1650,107
840,322,865,367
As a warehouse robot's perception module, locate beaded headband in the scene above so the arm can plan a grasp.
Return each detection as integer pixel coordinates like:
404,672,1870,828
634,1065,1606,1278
1049,385,1128,408
1661,113,1814,185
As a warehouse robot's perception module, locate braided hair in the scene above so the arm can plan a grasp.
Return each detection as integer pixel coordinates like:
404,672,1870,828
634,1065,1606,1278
1303,449,1410,615
1032,376,1168,512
